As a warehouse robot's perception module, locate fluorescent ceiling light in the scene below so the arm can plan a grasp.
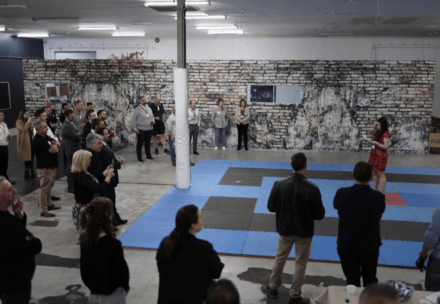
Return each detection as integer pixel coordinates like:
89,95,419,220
112,32,145,37
208,29,243,35
79,27,117,30
0,4,27,8
17,33,49,37
0,27,4,31
176,15,226,20
197,25,237,30
318,32,354,35
145,1,208,6
185,12,207,16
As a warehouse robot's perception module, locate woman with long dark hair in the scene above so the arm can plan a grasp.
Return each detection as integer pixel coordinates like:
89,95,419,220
156,204,224,304
363,117,391,194
79,197,130,304
235,99,250,150
16,110,35,179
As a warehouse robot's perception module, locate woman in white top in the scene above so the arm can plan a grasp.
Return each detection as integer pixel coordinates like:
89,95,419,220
0,110,14,184
188,100,200,155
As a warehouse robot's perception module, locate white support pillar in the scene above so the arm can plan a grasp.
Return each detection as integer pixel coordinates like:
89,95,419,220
174,68,190,188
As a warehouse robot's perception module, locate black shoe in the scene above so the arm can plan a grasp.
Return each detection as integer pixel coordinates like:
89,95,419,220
261,286,278,299
138,159,144,163
193,151,199,155
164,148,170,154
113,219,128,226
237,147,241,150
245,146,248,150
155,148,159,155
68,189,74,194
190,162,195,166
172,162,176,167
147,157,154,160
288,296,310,304
51,196,60,201
48,204,61,210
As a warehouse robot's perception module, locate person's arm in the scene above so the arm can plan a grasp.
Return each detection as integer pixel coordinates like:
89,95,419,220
166,116,174,140
310,188,325,220
60,115,65,124
244,108,250,124
115,241,130,293
333,189,342,210
204,241,225,279
80,248,92,290
366,133,391,150
9,220,42,258
131,109,139,132
16,120,26,134
234,107,241,123
421,208,440,258
267,182,279,212
77,172,110,192
211,110,216,123
48,140,60,153
197,109,201,127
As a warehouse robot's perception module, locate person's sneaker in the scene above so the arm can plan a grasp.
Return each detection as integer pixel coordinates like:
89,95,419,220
48,204,61,210
288,296,310,304
193,151,199,155
164,148,170,154
261,286,278,298
214,146,218,150
40,211,56,217
222,146,226,150
147,157,154,161
138,159,144,163
190,162,195,166
155,148,159,155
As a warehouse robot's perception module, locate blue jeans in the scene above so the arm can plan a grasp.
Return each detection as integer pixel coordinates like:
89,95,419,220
215,128,226,147
426,255,440,291
168,135,176,163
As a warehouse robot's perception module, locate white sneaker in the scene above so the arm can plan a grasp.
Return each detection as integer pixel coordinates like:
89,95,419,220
214,146,218,150
222,146,226,150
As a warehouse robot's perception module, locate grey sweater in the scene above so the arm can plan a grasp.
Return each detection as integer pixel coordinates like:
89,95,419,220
211,107,228,129
132,105,154,131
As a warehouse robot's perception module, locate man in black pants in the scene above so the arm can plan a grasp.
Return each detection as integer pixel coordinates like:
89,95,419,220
333,161,386,287
131,96,155,163
0,176,42,304
149,95,169,155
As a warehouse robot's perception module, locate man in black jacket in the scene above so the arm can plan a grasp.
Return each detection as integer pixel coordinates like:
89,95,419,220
61,110,82,193
261,153,325,304
0,176,42,304
334,161,386,287
82,110,96,146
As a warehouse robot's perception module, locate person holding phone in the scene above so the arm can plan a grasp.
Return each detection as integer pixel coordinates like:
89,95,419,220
363,117,391,194
0,111,15,185
0,176,42,304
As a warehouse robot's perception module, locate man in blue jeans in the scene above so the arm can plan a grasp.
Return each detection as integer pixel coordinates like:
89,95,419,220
418,205,440,291
166,106,194,167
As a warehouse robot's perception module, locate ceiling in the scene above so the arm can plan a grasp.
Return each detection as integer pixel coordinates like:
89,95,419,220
0,0,440,39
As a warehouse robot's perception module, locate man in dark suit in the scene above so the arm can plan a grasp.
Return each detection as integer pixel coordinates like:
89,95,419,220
95,127,127,226
61,110,82,193
82,110,96,146
333,161,386,287
0,176,42,303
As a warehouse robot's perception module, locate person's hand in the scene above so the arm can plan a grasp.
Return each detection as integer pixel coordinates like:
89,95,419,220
134,129,139,135
79,123,86,128
6,134,11,141
155,116,160,121
12,195,24,215
119,156,125,164
27,117,32,124
416,256,427,272
191,116,195,120
171,136,175,142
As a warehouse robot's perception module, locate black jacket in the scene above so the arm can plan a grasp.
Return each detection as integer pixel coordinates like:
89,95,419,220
268,173,325,238
80,235,130,295
156,232,224,304
99,143,120,188
73,171,109,205
0,211,42,293
82,122,93,145
334,184,386,254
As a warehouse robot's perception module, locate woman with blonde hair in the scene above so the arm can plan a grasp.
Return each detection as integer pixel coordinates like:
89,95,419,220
235,99,250,150
16,109,35,179
79,197,130,303
71,150,114,231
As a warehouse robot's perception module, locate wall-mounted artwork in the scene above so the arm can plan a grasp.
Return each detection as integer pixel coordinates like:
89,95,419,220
45,83,70,100
0,82,11,110
247,85,301,105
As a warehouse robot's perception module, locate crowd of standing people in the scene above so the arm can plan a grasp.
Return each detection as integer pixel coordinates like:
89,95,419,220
1,94,439,304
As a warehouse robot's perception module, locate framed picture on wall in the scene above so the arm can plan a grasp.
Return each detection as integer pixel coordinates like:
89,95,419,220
0,82,11,110
247,85,276,103
45,83,70,100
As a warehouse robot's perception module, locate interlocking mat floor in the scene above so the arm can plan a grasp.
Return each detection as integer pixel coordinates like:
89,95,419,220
119,159,440,267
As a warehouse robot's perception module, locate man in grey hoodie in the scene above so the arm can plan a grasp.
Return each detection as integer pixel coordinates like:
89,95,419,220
132,96,155,163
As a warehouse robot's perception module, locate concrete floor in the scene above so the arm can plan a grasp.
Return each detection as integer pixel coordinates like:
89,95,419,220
13,145,440,304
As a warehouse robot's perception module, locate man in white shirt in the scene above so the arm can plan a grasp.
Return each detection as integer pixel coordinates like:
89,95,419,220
0,111,15,185
188,100,200,155
33,109,59,142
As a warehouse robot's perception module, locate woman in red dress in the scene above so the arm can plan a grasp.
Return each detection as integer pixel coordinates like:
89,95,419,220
364,117,391,194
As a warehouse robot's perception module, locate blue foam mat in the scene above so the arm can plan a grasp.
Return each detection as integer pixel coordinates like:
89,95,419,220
121,159,437,268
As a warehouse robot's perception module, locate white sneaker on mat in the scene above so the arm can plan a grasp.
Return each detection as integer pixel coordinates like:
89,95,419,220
222,146,226,150
214,146,218,150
